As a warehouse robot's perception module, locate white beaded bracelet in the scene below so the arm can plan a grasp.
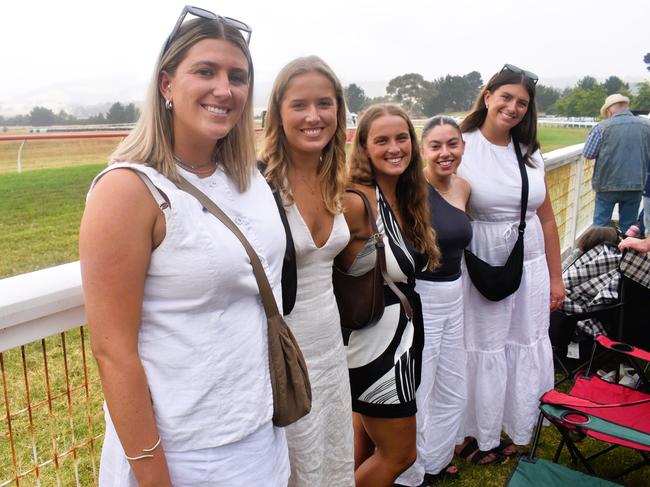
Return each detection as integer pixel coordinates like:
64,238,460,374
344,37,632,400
125,436,161,461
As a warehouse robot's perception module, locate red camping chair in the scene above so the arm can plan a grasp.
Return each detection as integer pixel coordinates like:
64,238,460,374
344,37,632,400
536,335,650,480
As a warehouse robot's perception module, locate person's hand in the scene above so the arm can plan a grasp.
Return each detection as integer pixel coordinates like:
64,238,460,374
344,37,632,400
619,236,650,253
625,225,640,238
549,276,566,311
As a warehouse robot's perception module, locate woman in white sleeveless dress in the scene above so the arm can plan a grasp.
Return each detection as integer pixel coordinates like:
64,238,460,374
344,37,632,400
259,56,355,487
80,8,289,486
455,65,565,463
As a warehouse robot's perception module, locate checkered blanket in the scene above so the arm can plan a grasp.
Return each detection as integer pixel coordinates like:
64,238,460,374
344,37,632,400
620,249,650,289
561,243,621,336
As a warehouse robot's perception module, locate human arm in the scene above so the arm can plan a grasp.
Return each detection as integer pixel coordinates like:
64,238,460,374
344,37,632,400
536,181,566,311
618,236,650,253
79,169,172,487
582,125,601,160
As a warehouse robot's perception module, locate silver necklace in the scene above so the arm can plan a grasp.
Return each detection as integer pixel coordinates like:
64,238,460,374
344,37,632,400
173,155,216,173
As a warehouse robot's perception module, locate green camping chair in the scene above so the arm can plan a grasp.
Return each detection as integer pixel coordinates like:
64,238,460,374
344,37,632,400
506,457,622,487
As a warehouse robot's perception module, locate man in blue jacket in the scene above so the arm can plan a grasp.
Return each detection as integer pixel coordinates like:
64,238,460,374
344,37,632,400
583,94,650,233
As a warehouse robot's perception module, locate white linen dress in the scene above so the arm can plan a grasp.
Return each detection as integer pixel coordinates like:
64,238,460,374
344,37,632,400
283,204,355,487
457,130,554,450
93,163,290,486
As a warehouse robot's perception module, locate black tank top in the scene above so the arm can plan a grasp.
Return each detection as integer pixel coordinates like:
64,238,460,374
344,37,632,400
417,184,473,282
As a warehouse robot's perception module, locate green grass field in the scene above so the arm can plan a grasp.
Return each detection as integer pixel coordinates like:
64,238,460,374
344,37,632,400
538,126,590,152
0,164,104,278
2,127,647,487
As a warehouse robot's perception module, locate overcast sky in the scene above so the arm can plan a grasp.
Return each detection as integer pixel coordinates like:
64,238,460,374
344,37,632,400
1,0,648,114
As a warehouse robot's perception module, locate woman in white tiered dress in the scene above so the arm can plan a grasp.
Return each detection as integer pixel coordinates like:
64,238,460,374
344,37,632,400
455,65,565,462
259,56,354,487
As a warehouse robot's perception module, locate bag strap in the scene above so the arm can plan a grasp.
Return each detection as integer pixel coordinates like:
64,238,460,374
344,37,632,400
346,188,414,320
512,137,530,236
175,174,281,319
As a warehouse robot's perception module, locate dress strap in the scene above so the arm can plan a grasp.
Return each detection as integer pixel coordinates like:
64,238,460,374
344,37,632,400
346,187,413,320
132,171,170,211
90,164,170,213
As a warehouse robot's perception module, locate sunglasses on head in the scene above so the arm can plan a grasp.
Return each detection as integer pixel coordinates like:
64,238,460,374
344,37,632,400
501,64,538,85
162,5,252,54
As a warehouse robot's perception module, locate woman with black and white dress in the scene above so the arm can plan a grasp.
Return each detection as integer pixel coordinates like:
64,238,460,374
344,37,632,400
336,103,440,487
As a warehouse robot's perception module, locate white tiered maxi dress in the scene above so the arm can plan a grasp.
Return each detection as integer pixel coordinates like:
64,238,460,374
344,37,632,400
457,130,554,450
283,204,355,487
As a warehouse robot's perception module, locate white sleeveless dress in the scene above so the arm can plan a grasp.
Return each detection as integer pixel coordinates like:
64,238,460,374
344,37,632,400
457,130,554,450
283,204,355,487
91,163,290,486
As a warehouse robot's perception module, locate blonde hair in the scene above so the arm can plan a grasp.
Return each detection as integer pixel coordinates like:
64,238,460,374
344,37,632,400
348,103,441,269
259,56,347,214
110,18,256,191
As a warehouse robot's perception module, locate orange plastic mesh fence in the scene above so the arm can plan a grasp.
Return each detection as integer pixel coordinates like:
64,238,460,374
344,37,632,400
0,327,104,486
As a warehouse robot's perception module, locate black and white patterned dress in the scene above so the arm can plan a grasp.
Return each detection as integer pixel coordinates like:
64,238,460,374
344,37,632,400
343,186,424,418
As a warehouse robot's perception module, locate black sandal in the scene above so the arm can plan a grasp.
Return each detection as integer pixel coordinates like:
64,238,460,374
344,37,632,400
423,462,460,485
457,438,501,465
489,438,519,458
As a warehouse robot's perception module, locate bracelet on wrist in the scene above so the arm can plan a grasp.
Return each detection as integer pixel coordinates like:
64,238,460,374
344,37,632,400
125,435,161,461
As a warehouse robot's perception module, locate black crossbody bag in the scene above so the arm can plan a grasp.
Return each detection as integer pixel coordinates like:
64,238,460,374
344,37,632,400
463,137,529,301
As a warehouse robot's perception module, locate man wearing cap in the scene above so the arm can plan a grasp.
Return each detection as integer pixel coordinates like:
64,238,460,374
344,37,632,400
583,93,650,233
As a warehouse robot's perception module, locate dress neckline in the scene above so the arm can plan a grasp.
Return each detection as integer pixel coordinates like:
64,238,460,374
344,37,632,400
477,128,513,151
290,203,338,250
428,183,466,215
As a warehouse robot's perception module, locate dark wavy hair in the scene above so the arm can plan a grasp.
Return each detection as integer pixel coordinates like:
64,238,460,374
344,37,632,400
460,68,539,164
348,103,440,269
421,115,462,143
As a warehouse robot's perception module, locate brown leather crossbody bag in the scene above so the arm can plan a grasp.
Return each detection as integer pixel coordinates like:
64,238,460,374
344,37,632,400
333,188,413,330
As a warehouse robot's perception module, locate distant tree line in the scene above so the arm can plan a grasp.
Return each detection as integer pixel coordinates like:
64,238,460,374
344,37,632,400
0,102,140,127
547,75,650,117
344,72,567,117
344,71,484,117
344,52,650,118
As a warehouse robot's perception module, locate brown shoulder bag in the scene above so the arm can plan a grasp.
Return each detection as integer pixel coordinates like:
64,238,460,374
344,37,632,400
333,188,413,330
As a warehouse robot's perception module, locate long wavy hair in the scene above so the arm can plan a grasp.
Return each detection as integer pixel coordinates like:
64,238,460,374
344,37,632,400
110,17,256,191
348,103,440,269
258,56,347,214
460,68,539,165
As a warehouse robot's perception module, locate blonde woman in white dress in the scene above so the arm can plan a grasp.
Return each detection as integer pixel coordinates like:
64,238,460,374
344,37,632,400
259,55,354,487
81,8,289,486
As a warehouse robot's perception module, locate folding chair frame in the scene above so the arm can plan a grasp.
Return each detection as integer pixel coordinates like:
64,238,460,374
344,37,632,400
537,336,650,480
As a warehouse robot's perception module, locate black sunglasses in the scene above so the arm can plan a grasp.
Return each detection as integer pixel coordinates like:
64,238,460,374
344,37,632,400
162,5,252,54
501,64,538,85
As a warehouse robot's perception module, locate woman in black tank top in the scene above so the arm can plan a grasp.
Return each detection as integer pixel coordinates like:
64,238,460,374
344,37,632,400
396,116,474,487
